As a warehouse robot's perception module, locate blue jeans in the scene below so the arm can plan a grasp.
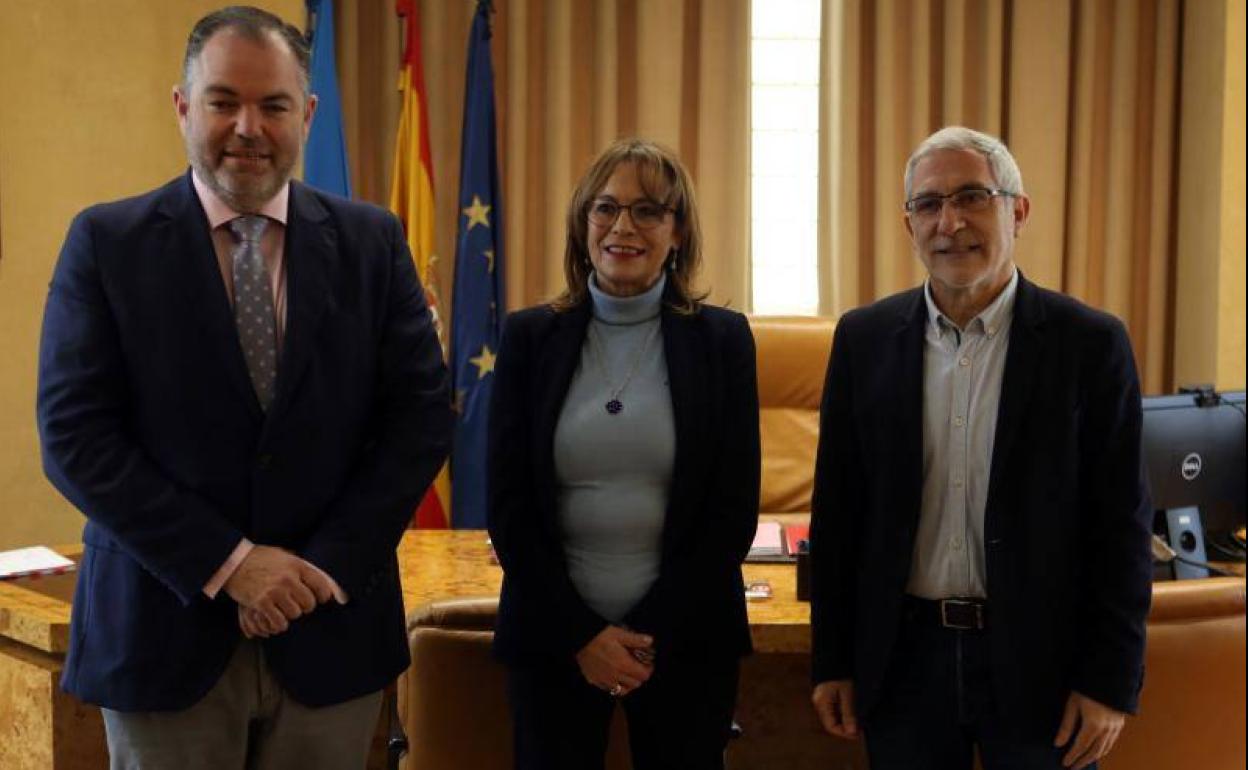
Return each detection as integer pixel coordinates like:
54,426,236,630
864,606,1093,770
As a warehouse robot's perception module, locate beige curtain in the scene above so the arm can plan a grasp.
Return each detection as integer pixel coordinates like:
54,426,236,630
819,0,1182,393
334,0,751,320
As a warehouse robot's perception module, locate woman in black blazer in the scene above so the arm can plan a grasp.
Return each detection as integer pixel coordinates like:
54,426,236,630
487,138,761,769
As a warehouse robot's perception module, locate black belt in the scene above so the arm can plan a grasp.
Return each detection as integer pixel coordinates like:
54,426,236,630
904,596,988,630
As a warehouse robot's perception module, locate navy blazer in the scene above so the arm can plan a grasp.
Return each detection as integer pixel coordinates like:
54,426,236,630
37,173,452,711
487,294,761,666
810,273,1153,739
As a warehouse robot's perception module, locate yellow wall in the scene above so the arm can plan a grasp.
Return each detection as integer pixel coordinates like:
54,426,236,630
1176,0,1247,391
0,0,302,550
1218,0,1246,389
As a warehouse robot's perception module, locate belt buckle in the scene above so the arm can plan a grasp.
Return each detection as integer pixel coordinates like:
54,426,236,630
940,599,983,630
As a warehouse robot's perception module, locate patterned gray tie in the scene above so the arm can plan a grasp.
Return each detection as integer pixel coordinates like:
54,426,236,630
228,215,277,411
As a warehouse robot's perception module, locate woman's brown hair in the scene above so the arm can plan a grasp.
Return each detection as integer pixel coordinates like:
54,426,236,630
552,138,706,314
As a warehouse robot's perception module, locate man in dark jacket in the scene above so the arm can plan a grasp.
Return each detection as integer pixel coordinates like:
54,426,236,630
809,126,1152,770
37,7,451,767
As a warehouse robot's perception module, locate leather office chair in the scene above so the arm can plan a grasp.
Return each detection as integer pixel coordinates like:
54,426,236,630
400,597,631,770
749,315,834,524
730,317,870,770
1103,577,1246,769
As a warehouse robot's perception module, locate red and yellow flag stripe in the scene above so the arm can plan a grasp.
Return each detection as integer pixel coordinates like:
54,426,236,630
390,0,450,528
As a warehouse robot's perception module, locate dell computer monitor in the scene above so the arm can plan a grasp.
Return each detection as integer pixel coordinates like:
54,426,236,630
1141,391,1246,557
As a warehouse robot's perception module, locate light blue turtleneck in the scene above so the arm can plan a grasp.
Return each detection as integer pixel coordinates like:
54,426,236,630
553,273,675,622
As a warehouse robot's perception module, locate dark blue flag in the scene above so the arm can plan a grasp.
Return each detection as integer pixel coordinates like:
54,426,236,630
450,0,505,528
304,0,352,197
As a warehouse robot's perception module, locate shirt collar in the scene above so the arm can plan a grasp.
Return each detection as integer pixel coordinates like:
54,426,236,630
191,170,289,230
587,271,666,325
924,267,1019,337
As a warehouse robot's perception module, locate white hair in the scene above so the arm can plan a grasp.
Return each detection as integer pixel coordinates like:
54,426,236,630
904,126,1025,200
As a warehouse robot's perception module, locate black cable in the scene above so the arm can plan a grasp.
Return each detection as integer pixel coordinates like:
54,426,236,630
1175,385,1246,418
1205,532,1247,562
1213,396,1243,419
1174,553,1240,577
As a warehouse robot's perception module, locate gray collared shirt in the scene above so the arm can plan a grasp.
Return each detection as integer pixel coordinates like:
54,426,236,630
906,269,1019,600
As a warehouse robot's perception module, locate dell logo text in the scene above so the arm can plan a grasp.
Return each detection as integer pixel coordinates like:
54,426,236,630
1180,452,1202,481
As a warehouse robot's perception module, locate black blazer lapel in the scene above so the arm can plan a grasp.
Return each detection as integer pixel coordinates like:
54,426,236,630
271,182,334,419
531,303,591,535
986,272,1045,526
892,289,928,535
160,172,263,420
660,307,710,552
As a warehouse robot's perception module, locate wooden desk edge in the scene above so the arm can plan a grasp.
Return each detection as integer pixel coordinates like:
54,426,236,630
0,545,80,655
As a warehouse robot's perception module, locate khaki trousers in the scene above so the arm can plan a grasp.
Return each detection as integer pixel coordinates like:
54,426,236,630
101,640,382,770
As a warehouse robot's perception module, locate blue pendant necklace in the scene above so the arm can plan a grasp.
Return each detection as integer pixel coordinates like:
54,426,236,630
586,322,659,415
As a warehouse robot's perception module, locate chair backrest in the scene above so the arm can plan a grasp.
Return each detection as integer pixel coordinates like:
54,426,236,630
1103,577,1246,770
401,597,631,770
749,316,835,517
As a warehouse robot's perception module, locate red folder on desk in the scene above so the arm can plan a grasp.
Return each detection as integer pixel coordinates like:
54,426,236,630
783,523,810,556
747,522,812,562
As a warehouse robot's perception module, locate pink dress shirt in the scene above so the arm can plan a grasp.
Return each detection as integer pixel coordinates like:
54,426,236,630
192,172,346,605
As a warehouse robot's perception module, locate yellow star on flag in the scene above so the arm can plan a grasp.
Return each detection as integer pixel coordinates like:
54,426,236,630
469,345,496,379
463,195,492,230
484,249,495,273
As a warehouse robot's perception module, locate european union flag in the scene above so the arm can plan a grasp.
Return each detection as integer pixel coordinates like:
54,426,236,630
450,0,505,528
304,0,352,198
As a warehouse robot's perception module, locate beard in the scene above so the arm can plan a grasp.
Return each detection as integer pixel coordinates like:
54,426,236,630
186,135,297,214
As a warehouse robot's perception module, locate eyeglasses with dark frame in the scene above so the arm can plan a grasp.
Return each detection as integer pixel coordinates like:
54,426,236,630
903,186,1016,219
587,198,675,230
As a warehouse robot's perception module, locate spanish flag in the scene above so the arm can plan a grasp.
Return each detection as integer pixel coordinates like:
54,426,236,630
390,0,450,528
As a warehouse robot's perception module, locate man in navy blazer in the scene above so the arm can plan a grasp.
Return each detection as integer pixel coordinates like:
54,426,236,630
37,7,451,767
810,127,1153,770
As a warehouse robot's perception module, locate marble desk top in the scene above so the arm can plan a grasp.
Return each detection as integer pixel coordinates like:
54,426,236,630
396,530,812,654
4,532,1243,659
0,533,812,656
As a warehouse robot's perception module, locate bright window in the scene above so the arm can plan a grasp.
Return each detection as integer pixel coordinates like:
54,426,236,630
750,0,822,316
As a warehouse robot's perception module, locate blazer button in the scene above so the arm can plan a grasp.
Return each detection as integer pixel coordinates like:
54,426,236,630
256,453,273,470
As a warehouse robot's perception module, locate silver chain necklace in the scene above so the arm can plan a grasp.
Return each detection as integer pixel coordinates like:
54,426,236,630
585,321,660,415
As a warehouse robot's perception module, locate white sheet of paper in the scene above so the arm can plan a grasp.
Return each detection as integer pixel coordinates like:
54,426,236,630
749,521,784,556
0,545,75,579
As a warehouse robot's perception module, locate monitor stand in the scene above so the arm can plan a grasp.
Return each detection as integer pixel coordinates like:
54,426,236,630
1161,506,1210,579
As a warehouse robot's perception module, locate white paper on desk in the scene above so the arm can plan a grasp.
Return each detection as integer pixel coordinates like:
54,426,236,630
748,521,784,558
0,546,75,579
